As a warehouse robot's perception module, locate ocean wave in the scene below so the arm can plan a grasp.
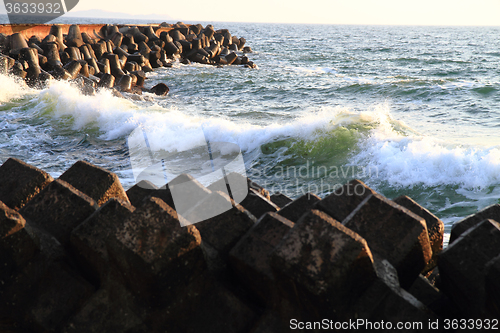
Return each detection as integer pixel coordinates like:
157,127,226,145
352,119,500,190
9,76,500,196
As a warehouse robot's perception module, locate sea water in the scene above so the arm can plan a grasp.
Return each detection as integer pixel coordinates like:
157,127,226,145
1,20,499,242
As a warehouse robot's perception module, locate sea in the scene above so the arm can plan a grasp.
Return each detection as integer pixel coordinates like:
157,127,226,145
1,16,500,244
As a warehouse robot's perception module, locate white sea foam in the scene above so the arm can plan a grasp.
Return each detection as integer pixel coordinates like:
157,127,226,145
29,80,500,192
0,74,32,103
36,80,369,153
352,110,500,190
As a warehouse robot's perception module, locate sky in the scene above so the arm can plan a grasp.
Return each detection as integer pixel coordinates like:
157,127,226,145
69,0,500,25
1,0,499,25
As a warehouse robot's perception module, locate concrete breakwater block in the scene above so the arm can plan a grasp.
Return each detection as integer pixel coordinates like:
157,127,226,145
269,192,293,208
19,179,98,246
0,204,38,286
316,178,376,222
154,272,259,333
355,259,438,330
184,191,257,270
0,158,53,210
270,209,377,319
277,192,320,222
70,199,135,285
59,160,130,206
125,180,175,208
237,187,279,220
107,197,205,306
0,23,255,92
438,219,500,318
4,158,500,330
0,222,95,332
343,192,432,288
229,212,294,303
394,195,444,273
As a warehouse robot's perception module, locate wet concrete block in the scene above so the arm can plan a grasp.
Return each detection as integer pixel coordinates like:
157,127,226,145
343,192,432,288
438,219,500,318
0,158,53,210
394,195,444,272
70,199,135,284
269,192,292,208
229,212,294,303
271,209,377,319
19,179,98,246
277,193,320,222
316,179,376,222
239,187,279,220
450,203,500,244
107,197,205,306
59,160,130,206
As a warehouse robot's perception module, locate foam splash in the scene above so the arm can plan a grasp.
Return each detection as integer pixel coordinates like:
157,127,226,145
0,74,32,104
353,114,500,190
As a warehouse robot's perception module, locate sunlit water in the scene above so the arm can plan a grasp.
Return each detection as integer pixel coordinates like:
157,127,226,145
1,20,500,241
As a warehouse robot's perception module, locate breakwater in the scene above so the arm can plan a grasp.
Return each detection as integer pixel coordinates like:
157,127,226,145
0,158,498,332
0,22,255,97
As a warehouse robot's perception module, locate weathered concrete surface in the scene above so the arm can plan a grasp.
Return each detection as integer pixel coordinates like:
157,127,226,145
438,219,500,318
19,179,98,246
277,192,320,222
107,197,205,307
185,191,257,270
239,188,279,220
0,158,53,210
59,160,130,206
316,179,376,222
342,193,432,288
394,195,444,273
70,198,135,284
269,192,293,208
271,209,377,319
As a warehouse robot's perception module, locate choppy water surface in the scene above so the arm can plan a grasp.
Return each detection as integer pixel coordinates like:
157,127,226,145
1,22,500,241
